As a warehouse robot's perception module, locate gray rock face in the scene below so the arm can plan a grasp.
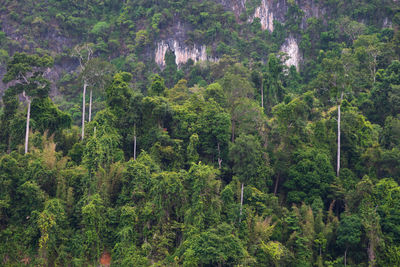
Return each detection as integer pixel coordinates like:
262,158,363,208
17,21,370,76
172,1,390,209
155,40,209,67
280,35,300,71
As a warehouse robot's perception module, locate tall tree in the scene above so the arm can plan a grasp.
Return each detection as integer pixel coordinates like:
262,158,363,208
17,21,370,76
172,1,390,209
81,58,114,122
337,214,362,266
73,43,93,140
229,134,263,222
2,52,53,154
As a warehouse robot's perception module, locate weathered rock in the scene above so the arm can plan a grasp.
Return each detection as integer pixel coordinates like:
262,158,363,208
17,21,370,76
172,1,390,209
155,40,217,68
280,36,300,70
251,0,275,31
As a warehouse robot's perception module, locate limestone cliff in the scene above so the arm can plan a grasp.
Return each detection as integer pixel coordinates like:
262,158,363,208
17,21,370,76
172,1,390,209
280,36,300,70
155,40,216,68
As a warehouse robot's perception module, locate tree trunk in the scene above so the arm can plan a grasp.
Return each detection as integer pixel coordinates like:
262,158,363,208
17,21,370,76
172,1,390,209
368,239,376,267
88,88,93,122
344,247,347,267
239,182,244,223
274,173,280,195
24,92,31,154
82,81,87,140
133,123,137,160
7,136,11,154
337,92,343,177
261,75,264,109
217,142,222,169
231,120,235,143
133,136,137,160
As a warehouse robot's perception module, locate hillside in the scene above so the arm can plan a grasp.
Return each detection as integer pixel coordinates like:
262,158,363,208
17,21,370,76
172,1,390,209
1,0,400,266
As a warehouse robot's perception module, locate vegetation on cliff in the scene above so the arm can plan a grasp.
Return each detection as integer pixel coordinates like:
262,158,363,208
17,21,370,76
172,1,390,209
0,0,400,266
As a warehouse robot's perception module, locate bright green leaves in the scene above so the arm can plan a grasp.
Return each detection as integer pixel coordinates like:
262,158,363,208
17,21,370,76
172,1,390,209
149,74,167,97
31,97,71,135
81,194,106,263
83,110,123,178
185,163,221,230
3,52,53,87
151,171,185,222
181,223,245,266
90,21,110,38
106,72,132,115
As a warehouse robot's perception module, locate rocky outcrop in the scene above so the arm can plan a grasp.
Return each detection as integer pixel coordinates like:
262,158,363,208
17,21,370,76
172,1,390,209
248,0,279,32
280,36,300,70
155,40,216,68
216,0,246,19
247,0,325,32
252,0,275,31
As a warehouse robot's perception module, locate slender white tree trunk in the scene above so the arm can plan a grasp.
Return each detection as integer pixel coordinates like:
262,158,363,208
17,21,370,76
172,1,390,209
231,120,235,143
337,92,343,177
82,81,87,140
133,124,137,160
24,91,31,154
337,103,341,176
239,183,244,223
274,173,280,195
88,88,93,122
133,135,137,160
344,247,347,267
261,76,264,109
217,142,222,169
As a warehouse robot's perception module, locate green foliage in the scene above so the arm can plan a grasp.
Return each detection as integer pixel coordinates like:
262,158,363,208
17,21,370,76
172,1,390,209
181,223,245,266
0,0,399,265
284,147,335,204
31,97,71,135
90,21,110,37
337,214,362,249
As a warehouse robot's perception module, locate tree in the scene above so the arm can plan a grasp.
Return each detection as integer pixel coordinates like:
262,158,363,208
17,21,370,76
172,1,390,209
313,52,355,177
354,34,383,84
184,163,221,230
264,54,286,112
337,214,362,266
30,97,71,136
37,199,67,265
2,52,53,154
196,99,231,168
81,194,106,264
181,223,246,266
369,60,400,124
229,134,263,222
0,88,19,153
284,147,335,204
83,109,124,195
73,43,93,140
80,58,114,122
220,63,255,142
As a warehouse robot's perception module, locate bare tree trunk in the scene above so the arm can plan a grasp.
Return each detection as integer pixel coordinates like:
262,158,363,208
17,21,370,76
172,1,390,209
274,173,280,195
231,120,235,143
82,81,87,140
217,142,222,169
261,75,264,109
337,92,343,177
88,88,93,122
239,183,244,223
344,247,347,267
133,124,137,160
24,92,31,154
7,136,11,154
368,240,376,267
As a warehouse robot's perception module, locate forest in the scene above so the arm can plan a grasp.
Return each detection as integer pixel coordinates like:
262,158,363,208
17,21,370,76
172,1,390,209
0,0,400,266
